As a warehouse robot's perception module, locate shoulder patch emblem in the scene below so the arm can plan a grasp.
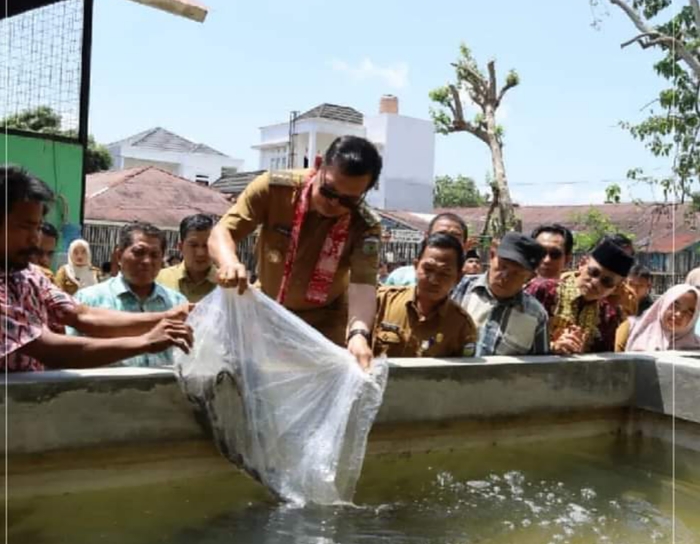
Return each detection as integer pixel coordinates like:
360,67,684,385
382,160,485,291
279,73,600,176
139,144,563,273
362,236,380,256
357,203,381,227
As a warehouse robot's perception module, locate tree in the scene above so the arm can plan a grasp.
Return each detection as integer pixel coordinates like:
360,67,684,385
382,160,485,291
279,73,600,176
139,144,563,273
594,0,699,201
429,44,520,236
1,106,112,174
433,174,488,208
570,208,634,252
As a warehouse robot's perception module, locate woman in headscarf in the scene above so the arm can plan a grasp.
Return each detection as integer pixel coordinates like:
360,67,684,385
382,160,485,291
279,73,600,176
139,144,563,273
615,284,700,352
55,239,100,295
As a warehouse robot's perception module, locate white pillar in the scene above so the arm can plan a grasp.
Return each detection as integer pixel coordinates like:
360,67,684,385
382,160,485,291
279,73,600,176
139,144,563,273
308,129,317,168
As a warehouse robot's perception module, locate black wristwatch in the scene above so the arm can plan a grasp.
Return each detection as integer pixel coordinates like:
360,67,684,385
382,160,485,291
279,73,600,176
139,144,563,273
347,328,371,344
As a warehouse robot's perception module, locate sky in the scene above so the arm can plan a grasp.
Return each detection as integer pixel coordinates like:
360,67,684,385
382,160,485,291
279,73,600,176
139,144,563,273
88,0,677,206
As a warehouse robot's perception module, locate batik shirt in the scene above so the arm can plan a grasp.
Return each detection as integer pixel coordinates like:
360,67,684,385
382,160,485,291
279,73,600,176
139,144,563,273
1,265,76,371
525,272,622,353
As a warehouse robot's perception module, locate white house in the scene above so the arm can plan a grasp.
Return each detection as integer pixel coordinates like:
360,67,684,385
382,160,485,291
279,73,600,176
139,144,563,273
107,127,244,185
253,96,435,213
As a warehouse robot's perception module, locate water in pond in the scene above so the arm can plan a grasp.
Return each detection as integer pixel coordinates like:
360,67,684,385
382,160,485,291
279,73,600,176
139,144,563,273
7,434,700,543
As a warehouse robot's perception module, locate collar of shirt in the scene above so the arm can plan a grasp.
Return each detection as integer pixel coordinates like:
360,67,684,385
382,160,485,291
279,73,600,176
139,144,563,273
171,262,218,286
406,285,451,322
471,272,525,309
113,274,168,304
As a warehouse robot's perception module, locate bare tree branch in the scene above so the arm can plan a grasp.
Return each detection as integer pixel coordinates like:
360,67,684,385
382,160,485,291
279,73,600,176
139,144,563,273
487,60,497,101
451,62,486,98
447,84,489,144
620,31,660,48
496,80,518,107
448,84,466,124
609,0,700,81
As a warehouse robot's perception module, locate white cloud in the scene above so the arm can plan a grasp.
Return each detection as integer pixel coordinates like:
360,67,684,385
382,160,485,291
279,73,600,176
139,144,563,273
329,58,409,89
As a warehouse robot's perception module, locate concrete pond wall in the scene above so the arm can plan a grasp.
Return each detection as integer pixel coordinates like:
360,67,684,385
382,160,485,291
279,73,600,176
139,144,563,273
3,352,700,498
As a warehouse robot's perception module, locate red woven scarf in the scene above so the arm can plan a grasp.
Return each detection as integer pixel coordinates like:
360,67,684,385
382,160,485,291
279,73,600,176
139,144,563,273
277,173,351,306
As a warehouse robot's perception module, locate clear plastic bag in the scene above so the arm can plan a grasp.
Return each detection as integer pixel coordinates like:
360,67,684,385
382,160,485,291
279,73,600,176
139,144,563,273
174,287,388,506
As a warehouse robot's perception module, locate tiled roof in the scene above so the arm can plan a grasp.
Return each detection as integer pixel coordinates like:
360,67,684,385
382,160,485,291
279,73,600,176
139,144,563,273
85,166,231,228
433,202,700,253
211,170,266,195
297,104,363,125
108,127,228,157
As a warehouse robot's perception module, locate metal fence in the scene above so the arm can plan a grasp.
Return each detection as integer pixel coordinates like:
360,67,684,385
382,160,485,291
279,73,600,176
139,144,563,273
82,222,693,296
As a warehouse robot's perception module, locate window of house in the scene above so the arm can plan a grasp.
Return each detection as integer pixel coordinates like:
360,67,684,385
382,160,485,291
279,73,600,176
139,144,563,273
195,174,209,185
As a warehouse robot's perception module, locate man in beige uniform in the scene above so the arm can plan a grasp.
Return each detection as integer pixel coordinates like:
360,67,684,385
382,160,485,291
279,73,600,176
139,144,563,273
157,214,218,303
209,135,383,369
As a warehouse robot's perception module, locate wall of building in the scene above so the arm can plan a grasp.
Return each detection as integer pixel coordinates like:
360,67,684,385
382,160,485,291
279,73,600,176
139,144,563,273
109,146,244,185
123,157,180,174
365,114,435,212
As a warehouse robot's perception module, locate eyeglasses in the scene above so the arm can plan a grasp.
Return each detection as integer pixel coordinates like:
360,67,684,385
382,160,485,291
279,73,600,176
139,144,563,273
318,170,364,210
586,265,617,289
544,247,564,260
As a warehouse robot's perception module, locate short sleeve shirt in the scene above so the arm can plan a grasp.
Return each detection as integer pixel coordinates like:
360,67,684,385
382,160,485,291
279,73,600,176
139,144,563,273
218,170,381,311
69,275,187,367
1,265,77,372
373,286,477,358
156,263,218,303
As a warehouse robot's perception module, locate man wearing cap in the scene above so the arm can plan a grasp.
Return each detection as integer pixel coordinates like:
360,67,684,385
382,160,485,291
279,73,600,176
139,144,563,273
208,135,383,370
462,248,482,275
526,237,635,354
452,232,549,356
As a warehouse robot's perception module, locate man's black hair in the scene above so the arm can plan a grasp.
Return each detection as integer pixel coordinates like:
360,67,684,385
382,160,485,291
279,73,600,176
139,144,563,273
629,264,651,281
0,164,54,221
531,223,574,255
40,222,59,239
179,213,215,241
118,222,167,253
428,212,468,242
417,232,465,271
323,136,383,190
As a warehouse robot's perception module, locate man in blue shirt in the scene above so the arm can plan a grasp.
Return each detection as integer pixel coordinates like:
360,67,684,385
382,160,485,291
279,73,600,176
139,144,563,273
384,213,468,286
71,222,187,367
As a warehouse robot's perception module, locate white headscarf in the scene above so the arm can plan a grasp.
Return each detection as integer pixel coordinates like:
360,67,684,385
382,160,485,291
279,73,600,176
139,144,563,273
625,284,700,352
66,239,98,289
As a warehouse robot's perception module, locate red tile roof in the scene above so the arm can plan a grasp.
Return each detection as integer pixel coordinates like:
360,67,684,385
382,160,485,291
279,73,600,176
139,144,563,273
85,167,231,228
382,202,700,253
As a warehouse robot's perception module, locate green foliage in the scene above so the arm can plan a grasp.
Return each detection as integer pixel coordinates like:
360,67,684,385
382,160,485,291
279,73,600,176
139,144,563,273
606,1,700,200
605,183,622,203
433,175,488,208
570,208,635,252
1,106,112,174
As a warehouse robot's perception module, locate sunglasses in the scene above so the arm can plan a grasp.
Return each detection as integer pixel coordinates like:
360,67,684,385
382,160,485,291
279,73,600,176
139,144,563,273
544,247,563,260
586,265,617,289
318,170,364,210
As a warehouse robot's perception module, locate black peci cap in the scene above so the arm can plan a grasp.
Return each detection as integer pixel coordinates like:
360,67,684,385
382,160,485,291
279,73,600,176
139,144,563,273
497,232,546,272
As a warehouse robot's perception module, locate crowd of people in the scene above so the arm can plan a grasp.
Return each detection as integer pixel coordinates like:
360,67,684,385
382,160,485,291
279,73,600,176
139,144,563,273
2,135,700,372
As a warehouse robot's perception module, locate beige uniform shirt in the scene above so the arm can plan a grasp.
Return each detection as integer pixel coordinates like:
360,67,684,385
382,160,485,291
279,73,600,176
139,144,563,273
218,170,382,344
156,263,218,303
373,286,477,358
